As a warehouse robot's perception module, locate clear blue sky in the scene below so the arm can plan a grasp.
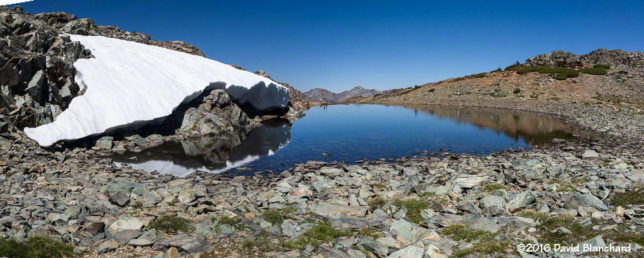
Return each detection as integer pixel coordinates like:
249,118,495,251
17,0,644,92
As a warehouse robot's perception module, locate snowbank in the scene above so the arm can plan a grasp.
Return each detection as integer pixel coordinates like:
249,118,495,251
24,35,289,146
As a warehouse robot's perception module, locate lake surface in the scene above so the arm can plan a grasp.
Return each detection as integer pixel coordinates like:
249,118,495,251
114,104,575,177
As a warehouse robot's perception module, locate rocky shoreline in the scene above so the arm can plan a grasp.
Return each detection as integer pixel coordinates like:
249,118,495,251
1,97,643,257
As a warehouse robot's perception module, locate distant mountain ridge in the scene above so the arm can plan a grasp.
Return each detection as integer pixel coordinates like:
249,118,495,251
304,86,381,102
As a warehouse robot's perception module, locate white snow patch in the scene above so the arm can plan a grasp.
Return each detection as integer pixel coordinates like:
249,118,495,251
24,35,289,146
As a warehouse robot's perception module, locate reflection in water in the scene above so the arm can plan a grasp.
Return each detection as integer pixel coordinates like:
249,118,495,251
114,122,290,177
115,104,579,177
402,105,575,145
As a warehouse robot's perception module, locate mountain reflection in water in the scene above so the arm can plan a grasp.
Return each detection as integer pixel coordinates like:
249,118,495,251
115,104,579,177
401,105,575,145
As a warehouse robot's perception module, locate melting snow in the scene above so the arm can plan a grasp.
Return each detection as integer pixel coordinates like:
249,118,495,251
24,35,289,146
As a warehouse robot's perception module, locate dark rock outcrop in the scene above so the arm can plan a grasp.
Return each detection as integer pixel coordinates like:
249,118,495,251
176,89,259,137
0,6,206,132
0,6,91,130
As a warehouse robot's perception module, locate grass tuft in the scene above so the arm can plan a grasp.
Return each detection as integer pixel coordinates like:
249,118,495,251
0,237,75,258
392,199,429,224
263,206,297,225
216,216,247,231
580,67,608,75
610,188,644,206
283,222,349,249
483,184,507,192
368,197,387,208
148,215,193,233
442,224,494,242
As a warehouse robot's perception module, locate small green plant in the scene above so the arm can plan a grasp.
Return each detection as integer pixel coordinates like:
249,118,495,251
483,184,507,192
442,224,494,242
593,64,610,69
132,201,143,209
263,206,296,225
283,222,349,248
509,65,579,80
442,224,511,257
418,192,437,198
149,215,193,233
517,210,549,222
0,237,75,258
392,199,429,224
513,88,521,94
580,67,608,75
368,197,387,208
610,188,644,206
216,216,247,231
556,185,576,192
452,239,512,257
370,182,385,189
504,61,521,71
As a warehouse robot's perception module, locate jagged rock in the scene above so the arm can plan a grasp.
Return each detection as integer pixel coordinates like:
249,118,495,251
480,195,506,215
95,136,113,150
582,149,600,159
83,221,105,235
62,18,98,35
454,174,488,188
310,201,368,219
111,229,142,245
387,245,424,258
565,193,608,211
128,238,153,246
108,217,143,234
154,233,208,253
177,89,256,137
97,239,119,254
506,191,535,212
389,219,429,245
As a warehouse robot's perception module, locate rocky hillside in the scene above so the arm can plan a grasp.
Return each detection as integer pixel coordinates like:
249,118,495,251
0,6,204,133
304,86,381,102
347,49,644,109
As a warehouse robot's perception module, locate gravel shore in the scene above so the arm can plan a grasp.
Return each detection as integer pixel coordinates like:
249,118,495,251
1,99,643,257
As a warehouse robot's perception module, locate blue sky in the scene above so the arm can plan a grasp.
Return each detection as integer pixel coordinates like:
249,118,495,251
17,0,644,92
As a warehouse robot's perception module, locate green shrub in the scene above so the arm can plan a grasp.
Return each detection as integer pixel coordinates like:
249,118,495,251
0,237,74,258
580,67,608,75
149,215,193,233
442,224,493,241
513,88,521,94
610,188,644,206
504,61,522,71
283,222,349,248
513,65,578,80
392,199,429,224
368,197,387,208
263,206,296,225
593,64,610,69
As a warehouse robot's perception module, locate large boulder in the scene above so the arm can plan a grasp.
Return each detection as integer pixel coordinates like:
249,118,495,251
177,89,258,137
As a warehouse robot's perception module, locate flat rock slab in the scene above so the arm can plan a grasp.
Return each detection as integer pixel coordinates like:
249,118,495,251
154,233,209,253
310,201,368,219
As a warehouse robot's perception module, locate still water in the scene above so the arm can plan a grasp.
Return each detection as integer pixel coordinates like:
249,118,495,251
114,104,575,177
